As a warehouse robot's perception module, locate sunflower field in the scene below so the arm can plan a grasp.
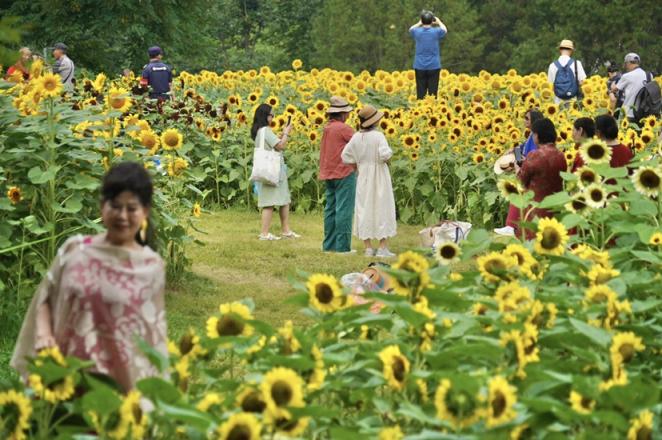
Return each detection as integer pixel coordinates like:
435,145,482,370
1,59,662,439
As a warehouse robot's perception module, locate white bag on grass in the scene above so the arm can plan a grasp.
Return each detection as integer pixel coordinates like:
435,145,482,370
419,221,472,248
249,127,281,186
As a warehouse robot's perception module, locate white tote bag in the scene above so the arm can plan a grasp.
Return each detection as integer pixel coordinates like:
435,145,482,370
419,221,472,248
250,127,281,186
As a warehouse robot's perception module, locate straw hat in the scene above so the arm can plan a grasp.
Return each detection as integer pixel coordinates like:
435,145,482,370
493,152,517,175
559,39,574,51
358,104,384,129
326,96,353,114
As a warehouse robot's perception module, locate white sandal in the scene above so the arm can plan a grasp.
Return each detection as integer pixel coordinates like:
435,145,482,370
259,233,281,241
281,231,301,239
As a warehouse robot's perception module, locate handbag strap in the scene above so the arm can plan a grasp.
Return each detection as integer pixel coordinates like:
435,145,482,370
256,127,266,151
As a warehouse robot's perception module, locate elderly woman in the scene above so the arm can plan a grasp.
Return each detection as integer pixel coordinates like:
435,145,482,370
12,162,167,392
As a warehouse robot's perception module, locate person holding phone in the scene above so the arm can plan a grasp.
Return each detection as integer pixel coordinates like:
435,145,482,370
409,10,447,100
250,104,300,240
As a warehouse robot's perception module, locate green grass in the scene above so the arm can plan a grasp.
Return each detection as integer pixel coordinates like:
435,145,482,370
166,208,424,340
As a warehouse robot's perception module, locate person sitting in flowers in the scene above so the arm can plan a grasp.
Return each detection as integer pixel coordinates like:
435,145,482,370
572,114,633,172
515,118,567,239
11,162,168,392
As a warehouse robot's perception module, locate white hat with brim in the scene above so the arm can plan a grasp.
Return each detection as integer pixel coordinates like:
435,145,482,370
494,153,517,175
358,105,384,129
559,39,574,51
327,96,353,114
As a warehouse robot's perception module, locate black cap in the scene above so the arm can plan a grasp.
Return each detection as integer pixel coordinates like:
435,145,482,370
53,42,68,52
148,46,163,58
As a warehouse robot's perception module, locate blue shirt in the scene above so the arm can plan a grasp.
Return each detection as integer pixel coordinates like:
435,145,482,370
142,61,172,97
410,27,446,70
521,134,537,157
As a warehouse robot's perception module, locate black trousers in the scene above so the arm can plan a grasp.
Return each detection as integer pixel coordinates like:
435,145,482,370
415,68,441,99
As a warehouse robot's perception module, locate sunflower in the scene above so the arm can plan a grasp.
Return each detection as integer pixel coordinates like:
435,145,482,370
486,376,517,427
586,264,620,285
649,232,662,246
503,244,534,267
526,301,558,329
391,251,432,296
569,390,595,415
260,367,305,411
583,183,607,209
571,244,611,268
497,178,522,198
379,425,404,440
584,284,617,305
217,412,261,440
307,345,325,392
565,193,589,214
264,408,310,437
160,128,183,150
196,392,223,412
435,242,461,265
378,345,410,391
306,273,345,313
0,389,32,440
472,152,485,164
107,87,132,113
579,139,612,165
120,390,148,438
534,218,568,256
434,379,481,429
627,409,654,440
192,202,202,218
610,332,645,367
236,387,267,413
476,252,516,283
575,166,600,188
35,72,63,98
28,373,75,404
631,166,662,198
206,301,254,339
6,186,22,204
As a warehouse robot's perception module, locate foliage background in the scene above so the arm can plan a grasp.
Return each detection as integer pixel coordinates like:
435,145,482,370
1,0,661,75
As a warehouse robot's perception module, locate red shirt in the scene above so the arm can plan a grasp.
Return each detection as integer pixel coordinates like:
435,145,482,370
319,120,355,180
518,144,567,202
571,143,633,172
6,64,29,81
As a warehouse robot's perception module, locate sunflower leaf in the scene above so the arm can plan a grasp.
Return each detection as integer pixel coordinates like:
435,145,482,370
568,318,611,347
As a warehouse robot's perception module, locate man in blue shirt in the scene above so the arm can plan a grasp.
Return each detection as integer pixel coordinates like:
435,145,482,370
409,11,447,100
141,46,173,101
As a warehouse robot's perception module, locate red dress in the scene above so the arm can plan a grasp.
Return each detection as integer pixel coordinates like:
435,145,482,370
509,144,567,239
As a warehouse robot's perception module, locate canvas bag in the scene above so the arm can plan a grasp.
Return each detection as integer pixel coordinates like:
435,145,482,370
419,221,472,247
249,127,281,186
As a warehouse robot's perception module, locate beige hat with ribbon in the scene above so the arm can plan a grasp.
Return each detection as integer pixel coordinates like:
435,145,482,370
358,104,384,129
493,152,517,175
326,96,353,114
559,39,575,51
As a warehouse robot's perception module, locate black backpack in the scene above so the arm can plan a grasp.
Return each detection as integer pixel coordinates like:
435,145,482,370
633,70,661,122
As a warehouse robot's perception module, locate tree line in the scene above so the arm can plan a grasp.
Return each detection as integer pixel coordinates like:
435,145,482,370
1,0,660,75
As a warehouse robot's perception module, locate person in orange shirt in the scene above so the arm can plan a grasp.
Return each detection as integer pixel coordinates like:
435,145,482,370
319,97,356,253
5,47,32,82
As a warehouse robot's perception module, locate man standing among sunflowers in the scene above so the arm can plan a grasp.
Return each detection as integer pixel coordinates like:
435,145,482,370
141,46,173,101
319,96,356,253
409,10,447,100
52,43,75,93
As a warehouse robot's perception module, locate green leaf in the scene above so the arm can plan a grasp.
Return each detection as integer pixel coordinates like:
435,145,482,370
136,377,181,404
81,388,121,416
537,192,572,209
28,165,59,184
568,318,611,347
158,401,215,431
396,402,442,426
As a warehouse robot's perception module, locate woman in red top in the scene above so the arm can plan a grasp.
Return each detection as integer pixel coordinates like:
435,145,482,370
516,118,567,239
5,47,32,82
572,114,633,172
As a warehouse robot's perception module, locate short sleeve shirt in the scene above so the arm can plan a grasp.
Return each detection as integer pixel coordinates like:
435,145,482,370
256,127,280,151
410,27,446,70
617,68,648,118
319,120,355,180
141,61,172,97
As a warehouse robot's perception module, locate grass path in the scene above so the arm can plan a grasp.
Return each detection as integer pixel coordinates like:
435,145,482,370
166,209,423,339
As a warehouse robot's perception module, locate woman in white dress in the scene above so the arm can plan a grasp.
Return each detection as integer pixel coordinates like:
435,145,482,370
341,104,397,257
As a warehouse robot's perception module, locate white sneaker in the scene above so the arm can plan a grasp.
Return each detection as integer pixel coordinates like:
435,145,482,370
494,226,515,236
376,248,396,258
259,233,281,241
365,248,376,257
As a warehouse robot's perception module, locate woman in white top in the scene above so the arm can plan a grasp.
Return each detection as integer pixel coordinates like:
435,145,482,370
341,105,397,257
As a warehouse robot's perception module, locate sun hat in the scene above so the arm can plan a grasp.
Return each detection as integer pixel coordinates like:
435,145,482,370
358,104,384,129
148,46,163,58
624,53,640,64
559,39,574,51
493,152,517,175
53,43,68,52
326,96,353,114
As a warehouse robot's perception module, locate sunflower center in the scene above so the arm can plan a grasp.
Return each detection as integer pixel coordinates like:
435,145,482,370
179,335,194,355
484,258,507,276
445,390,476,418
510,252,525,265
640,170,661,189
541,228,561,250
275,417,299,432
580,172,596,184
227,424,252,440
491,391,506,418
240,391,266,413
392,357,406,382
271,380,293,406
315,283,334,304
587,144,605,160
164,134,178,147
572,198,587,211
636,426,652,440
440,245,457,260
111,97,126,109
590,189,603,202
505,183,519,195
2,402,20,431
217,314,244,336
619,343,634,363
45,79,57,91
580,396,593,409
524,339,536,355
131,403,143,423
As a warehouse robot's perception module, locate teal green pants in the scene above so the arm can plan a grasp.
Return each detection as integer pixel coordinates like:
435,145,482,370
323,172,356,252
